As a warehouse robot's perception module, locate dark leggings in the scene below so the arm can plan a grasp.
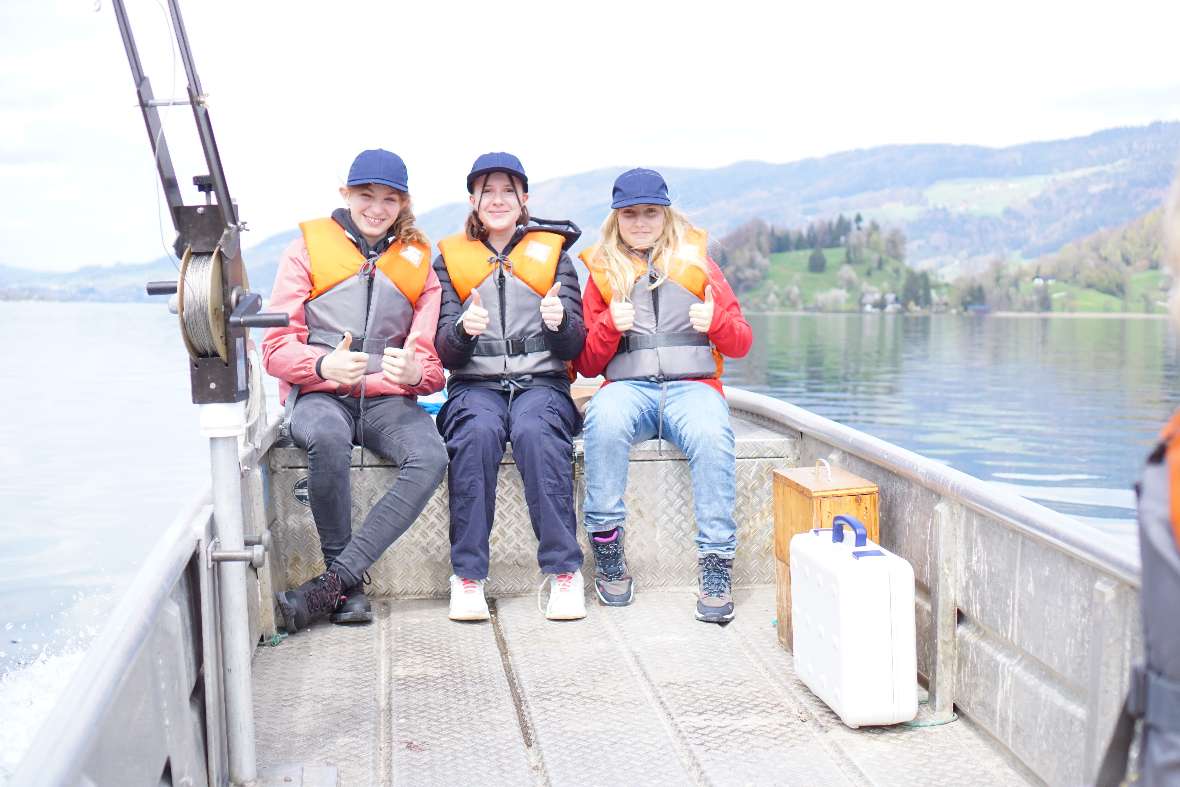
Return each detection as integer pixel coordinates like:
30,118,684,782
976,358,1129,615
290,393,448,588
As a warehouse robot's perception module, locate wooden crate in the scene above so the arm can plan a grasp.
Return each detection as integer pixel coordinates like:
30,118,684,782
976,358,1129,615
773,463,879,650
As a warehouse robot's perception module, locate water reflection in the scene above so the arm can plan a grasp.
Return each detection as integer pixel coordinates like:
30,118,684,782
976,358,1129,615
725,313,1180,538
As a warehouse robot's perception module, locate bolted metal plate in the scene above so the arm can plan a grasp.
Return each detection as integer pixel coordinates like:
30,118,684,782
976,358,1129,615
268,414,797,599
252,588,1030,786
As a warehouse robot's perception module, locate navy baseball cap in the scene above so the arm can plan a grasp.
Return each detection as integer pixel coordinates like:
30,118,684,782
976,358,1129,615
611,168,671,209
347,149,409,192
467,152,528,193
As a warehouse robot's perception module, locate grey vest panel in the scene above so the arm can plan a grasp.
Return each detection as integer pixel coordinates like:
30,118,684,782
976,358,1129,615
606,277,717,381
305,271,415,374
1136,461,1180,785
453,270,564,381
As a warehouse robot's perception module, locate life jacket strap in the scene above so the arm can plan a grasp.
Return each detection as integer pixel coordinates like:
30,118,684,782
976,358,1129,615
471,335,550,357
1128,663,1180,731
618,331,711,353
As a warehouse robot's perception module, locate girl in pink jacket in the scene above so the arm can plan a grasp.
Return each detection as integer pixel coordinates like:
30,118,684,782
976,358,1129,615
262,149,448,633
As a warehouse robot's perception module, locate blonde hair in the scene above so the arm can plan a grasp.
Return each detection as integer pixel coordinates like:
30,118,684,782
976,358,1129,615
1166,170,1180,328
591,205,701,300
465,174,530,241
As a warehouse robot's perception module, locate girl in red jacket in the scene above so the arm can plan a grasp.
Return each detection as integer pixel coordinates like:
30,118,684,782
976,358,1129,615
262,149,448,633
575,168,753,623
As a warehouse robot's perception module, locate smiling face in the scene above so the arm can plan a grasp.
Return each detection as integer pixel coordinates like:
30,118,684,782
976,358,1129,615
617,204,667,251
470,172,527,239
340,183,404,243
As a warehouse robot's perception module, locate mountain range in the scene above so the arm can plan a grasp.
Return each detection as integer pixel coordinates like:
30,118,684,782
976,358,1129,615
3,121,1177,301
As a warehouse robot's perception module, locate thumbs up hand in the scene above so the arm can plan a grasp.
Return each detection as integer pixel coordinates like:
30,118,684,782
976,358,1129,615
382,331,424,386
320,331,369,386
689,285,715,333
609,298,635,333
539,282,564,331
461,289,490,338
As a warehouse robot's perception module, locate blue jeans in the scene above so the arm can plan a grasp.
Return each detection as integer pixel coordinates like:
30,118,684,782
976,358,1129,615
582,380,737,557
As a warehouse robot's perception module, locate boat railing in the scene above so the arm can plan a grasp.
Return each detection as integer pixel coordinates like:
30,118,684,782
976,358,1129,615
11,389,1143,786
10,426,280,787
9,495,225,786
725,387,1140,785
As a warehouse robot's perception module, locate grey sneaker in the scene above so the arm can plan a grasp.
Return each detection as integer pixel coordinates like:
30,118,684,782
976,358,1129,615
696,554,735,624
590,527,634,606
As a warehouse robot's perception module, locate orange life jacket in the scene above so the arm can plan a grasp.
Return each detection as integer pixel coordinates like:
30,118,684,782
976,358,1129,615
302,218,430,303
580,228,711,305
1158,410,1180,550
437,231,564,302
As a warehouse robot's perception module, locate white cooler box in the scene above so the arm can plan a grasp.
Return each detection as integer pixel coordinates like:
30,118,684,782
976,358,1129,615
790,515,918,728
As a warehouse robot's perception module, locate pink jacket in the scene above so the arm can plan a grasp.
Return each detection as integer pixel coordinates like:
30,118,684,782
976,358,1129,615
262,236,445,404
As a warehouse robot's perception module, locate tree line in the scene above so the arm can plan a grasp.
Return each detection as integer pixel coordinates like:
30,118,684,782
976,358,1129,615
711,214,926,311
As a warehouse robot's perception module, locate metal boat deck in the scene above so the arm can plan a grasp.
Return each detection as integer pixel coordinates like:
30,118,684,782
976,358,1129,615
252,588,1031,786
11,390,1140,786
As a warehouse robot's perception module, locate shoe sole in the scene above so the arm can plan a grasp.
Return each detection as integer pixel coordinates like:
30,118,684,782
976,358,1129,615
594,582,635,607
275,592,299,633
330,610,373,625
545,609,587,621
448,610,490,622
694,609,735,624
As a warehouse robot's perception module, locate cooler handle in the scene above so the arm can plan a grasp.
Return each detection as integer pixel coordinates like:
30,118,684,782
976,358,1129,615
831,515,868,548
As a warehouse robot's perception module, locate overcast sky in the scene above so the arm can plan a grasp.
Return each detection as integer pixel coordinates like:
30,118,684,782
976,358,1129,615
3,0,1179,272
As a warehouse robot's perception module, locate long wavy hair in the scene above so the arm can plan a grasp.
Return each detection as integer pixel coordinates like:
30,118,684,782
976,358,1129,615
590,205,701,300
391,193,429,247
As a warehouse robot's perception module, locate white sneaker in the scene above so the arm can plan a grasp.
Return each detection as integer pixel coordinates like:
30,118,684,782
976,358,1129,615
543,570,587,620
448,575,490,621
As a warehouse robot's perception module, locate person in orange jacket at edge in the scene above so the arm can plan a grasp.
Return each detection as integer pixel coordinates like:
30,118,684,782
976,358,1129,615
1098,172,1180,786
432,152,588,622
574,168,753,623
262,149,448,633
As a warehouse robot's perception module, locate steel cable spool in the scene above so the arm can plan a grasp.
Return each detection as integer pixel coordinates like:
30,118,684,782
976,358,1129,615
177,245,235,361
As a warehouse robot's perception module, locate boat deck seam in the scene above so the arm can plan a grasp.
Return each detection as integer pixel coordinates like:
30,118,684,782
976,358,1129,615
489,599,550,787
598,596,712,786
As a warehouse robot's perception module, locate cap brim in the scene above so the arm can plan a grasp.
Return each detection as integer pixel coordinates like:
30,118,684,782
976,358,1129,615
467,167,529,193
347,177,408,192
611,196,672,209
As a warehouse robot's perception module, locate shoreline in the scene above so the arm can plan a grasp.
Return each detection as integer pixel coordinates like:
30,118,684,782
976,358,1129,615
745,308,1167,320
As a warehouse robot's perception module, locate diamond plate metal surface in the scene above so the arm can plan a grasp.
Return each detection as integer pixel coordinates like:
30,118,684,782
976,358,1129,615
493,596,700,785
269,416,795,598
252,588,1028,786
252,607,383,786
384,600,536,786
253,599,536,787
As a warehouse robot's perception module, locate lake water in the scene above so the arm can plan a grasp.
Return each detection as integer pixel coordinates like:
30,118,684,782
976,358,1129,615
1,302,1177,778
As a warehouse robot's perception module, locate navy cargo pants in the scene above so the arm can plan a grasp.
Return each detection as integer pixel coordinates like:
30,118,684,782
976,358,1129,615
437,386,584,580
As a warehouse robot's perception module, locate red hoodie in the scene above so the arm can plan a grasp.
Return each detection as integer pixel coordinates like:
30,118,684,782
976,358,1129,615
573,257,753,396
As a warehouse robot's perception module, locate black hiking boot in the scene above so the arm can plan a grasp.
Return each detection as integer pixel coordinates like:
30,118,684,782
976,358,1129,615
590,527,634,606
276,570,343,633
696,554,735,624
331,573,373,625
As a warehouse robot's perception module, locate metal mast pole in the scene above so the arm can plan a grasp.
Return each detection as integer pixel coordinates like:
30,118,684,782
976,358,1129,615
111,2,288,783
